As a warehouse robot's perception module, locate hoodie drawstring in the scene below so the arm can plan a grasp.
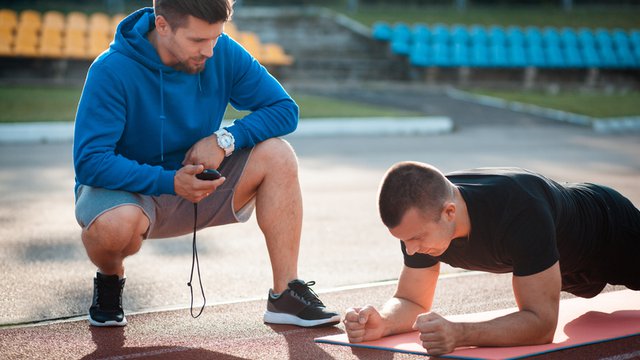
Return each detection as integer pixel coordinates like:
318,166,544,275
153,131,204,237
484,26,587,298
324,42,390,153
159,69,166,162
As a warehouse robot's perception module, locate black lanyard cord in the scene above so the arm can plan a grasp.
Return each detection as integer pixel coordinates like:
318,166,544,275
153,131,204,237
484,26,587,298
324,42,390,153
188,203,206,318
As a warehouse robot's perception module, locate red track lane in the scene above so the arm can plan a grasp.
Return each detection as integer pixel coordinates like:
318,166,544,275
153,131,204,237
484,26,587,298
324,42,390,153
1,276,638,360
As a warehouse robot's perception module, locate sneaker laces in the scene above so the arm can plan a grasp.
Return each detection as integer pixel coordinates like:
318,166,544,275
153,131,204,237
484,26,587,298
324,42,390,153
290,281,325,307
96,277,122,310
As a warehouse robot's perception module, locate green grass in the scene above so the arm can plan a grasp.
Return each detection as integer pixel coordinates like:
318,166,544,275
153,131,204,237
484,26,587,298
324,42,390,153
0,86,420,123
467,89,640,118
333,4,640,29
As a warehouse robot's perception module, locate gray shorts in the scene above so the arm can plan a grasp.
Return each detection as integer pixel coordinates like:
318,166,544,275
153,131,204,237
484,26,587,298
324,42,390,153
75,148,254,239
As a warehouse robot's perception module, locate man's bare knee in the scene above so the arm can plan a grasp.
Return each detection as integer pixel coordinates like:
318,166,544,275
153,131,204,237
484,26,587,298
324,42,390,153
83,205,148,253
254,138,299,174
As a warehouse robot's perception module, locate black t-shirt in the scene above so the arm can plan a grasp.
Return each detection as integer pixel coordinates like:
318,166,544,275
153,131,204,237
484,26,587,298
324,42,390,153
402,167,610,278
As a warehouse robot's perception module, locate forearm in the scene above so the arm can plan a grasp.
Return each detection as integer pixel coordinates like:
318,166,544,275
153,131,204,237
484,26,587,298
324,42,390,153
457,310,556,348
379,297,429,337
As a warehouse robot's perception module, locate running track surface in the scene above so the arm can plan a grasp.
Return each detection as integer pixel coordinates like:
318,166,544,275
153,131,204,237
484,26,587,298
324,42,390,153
2,274,638,360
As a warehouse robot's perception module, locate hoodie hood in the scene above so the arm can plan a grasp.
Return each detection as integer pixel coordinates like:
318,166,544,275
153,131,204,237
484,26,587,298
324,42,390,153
111,7,175,72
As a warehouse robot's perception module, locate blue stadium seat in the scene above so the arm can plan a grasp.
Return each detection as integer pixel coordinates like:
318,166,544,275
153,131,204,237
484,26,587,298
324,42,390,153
616,46,637,67
581,45,601,67
526,44,546,67
450,24,469,46
560,27,579,49
390,22,412,55
595,28,613,49
431,23,449,45
508,44,528,67
506,26,525,47
469,25,488,46
451,43,469,66
412,23,431,44
489,25,507,46
372,21,393,41
543,27,561,48
409,41,430,67
631,29,640,49
470,43,490,67
612,29,630,50
578,28,596,49
598,44,618,67
490,43,508,67
563,46,584,67
430,42,450,66
545,44,564,67
525,26,543,48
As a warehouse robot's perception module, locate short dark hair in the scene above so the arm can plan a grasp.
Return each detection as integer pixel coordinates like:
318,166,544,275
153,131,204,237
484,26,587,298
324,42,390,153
378,162,453,228
154,0,234,30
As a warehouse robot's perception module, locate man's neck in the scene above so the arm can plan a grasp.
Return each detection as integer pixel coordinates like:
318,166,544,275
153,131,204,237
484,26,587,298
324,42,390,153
453,186,471,239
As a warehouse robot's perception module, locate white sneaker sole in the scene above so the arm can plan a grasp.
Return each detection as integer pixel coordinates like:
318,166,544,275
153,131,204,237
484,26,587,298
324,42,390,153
263,311,341,328
88,315,128,327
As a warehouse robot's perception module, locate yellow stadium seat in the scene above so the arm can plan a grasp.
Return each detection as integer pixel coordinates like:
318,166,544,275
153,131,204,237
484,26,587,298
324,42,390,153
0,27,13,46
0,9,18,30
63,28,87,59
238,31,263,62
42,10,65,31
262,43,294,66
66,11,88,31
39,27,63,58
111,13,126,34
0,42,11,55
18,9,41,31
89,12,111,34
87,29,111,58
224,21,238,39
14,29,38,56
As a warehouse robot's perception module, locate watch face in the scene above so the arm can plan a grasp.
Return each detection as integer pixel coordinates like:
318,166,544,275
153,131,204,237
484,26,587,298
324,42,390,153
219,135,232,148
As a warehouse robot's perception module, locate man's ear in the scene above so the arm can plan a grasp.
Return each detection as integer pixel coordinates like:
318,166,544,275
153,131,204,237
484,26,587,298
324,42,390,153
155,15,171,36
443,202,456,221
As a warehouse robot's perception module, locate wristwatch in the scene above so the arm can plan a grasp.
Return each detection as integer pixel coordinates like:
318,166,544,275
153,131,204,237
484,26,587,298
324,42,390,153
214,128,235,157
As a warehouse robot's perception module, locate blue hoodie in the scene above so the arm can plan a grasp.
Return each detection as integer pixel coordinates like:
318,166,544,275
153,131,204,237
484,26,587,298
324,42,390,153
73,8,298,196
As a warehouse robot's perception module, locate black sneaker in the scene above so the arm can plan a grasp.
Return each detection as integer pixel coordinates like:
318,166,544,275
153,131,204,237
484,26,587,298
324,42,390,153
88,272,127,327
263,279,340,328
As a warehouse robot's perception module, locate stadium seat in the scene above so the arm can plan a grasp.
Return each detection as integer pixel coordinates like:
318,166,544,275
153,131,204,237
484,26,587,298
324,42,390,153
224,21,238,39
18,10,41,31
450,43,469,66
611,29,630,51
508,43,528,67
489,43,508,67
372,21,393,41
581,44,601,67
431,23,449,45
67,11,88,31
390,23,412,56
87,29,111,58
543,27,561,48
262,43,293,66
42,11,65,31
616,45,637,67
111,13,126,34
560,27,579,49
412,23,430,44
545,44,564,67
595,28,613,49
526,44,546,67
63,29,87,59
488,25,507,47
0,9,18,30
39,27,63,57
450,25,469,46
89,13,111,34
430,42,449,66
525,26,543,48
469,25,488,46
238,31,263,61
13,28,38,56
598,44,618,67
578,28,596,49
506,26,525,48
563,45,584,67
409,41,430,67
470,42,490,67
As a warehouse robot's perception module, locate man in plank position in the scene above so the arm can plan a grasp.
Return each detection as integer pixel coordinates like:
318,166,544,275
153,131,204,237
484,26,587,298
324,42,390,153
344,162,639,355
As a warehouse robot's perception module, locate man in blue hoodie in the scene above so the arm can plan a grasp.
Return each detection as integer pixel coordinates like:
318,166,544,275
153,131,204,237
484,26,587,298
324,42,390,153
73,0,340,328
